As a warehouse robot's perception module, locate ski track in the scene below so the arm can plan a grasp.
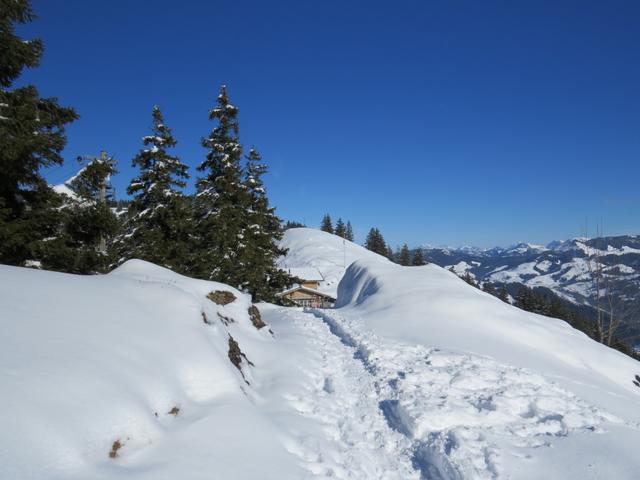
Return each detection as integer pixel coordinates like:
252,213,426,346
265,308,418,479
308,308,622,480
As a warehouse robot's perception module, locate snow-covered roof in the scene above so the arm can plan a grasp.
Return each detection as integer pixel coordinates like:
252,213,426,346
286,267,323,282
278,285,336,300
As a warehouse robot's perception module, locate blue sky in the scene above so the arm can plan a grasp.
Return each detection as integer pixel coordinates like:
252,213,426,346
19,0,640,248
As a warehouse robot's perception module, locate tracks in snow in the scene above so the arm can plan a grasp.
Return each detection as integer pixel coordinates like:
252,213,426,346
263,307,417,479
308,308,621,480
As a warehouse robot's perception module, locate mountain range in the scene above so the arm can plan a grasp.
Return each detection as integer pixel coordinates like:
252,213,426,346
421,235,640,346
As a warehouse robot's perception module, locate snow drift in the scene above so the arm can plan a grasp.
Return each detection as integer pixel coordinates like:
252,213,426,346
332,258,640,478
278,228,640,478
0,260,303,480
278,227,388,296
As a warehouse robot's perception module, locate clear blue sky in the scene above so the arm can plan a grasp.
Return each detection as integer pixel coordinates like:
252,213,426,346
19,0,640,248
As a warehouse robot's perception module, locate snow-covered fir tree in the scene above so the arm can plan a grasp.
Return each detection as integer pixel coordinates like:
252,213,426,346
120,105,190,271
240,147,293,300
0,0,78,267
191,85,292,298
192,85,249,286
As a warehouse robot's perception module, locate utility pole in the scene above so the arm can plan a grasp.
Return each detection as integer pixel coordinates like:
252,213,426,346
343,237,346,269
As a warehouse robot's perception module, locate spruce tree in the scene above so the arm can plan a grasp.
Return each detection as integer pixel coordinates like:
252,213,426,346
335,218,346,238
121,106,190,270
364,227,388,256
192,85,249,286
320,214,334,234
462,271,476,287
345,221,354,241
412,248,426,266
386,243,395,262
515,286,533,310
0,0,78,266
497,285,510,303
240,147,293,301
284,220,306,229
398,243,411,266
482,282,496,296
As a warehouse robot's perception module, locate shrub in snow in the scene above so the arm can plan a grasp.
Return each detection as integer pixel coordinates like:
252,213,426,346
248,305,266,329
207,290,236,305
109,439,122,459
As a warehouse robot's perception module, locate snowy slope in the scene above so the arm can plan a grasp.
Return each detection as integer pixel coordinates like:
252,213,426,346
0,259,422,479
0,261,305,480
3,229,640,479
281,229,640,478
278,227,389,296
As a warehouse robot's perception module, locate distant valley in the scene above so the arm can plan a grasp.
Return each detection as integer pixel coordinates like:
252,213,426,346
421,235,640,346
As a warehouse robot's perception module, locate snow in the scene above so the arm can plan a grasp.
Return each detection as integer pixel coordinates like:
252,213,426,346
52,182,79,200
488,261,538,283
448,261,476,277
285,267,324,282
535,259,553,272
575,241,640,257
332,258,640,478
279,228,640,478
278,228,388,296
3,228,640,479
0,261,302,480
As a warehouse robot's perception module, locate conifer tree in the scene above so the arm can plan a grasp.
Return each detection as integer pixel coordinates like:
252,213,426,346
482,282,496,296
462,271,476,287
192,85,249,286
335,218,346,238
412,248,426,266
515,286,533,311
345,221,354,241
0,0,78,266
398,243,411,266
121,106,190,270
364,227,388,256
284,220,306,229
320,214,334,234
386,243,395,262
497,285,510,303
50,155,120,273
240,147,293,301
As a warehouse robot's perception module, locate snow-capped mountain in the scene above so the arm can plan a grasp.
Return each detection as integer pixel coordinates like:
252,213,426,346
423,235,640,339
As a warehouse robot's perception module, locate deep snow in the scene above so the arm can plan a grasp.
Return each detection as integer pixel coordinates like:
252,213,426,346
1,228,640,479
0,261,304,479
281,228,640,478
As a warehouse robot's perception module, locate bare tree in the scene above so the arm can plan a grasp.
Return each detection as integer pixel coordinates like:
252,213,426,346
583,223,637,347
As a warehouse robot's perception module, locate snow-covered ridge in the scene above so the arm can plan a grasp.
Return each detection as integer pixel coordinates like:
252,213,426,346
4,229,640,479
278,227,389,297
0,260,303,480
333,258,640,478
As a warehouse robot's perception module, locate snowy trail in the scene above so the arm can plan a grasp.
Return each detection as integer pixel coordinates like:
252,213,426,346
308,308,626,480
259,306,418,479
